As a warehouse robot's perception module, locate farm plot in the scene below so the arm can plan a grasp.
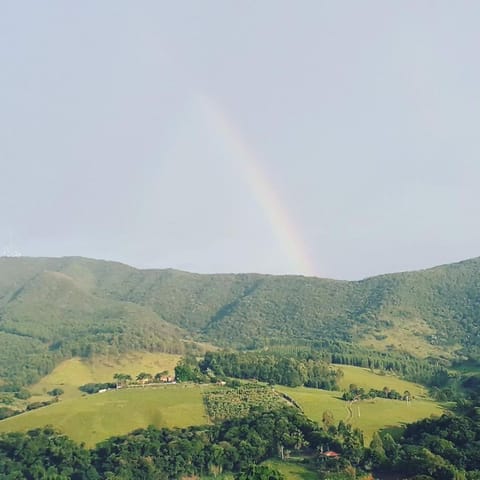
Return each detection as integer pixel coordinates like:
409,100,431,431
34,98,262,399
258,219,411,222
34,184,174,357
204,384,288,421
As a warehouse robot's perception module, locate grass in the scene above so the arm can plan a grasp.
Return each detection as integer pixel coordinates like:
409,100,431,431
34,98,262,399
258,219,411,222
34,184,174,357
263,459,319,480
0,351,198,447
0,384,209,447
359,314,448,359
276,366,443,444
30,352,182,401
0,358,443,449
336,365,428,397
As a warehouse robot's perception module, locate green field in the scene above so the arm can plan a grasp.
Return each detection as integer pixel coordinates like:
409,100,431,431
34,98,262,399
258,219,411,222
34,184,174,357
277,380,442,443
0,357,443,448
336,364,428,397
276,363,442,444
0,384,209,447
30,352,182,401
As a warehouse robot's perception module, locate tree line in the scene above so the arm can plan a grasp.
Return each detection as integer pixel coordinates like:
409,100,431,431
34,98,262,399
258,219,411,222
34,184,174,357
199,351,342,389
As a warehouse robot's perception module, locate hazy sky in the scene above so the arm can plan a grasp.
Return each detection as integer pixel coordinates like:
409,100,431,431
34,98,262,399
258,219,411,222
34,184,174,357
1,1,480,279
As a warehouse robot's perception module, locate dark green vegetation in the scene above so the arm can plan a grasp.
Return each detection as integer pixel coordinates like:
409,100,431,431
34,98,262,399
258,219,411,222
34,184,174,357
200,351,341,389
197,348,451,398
0,426,98,479
2,255,480,388
342,384,408,401
79,383,117,394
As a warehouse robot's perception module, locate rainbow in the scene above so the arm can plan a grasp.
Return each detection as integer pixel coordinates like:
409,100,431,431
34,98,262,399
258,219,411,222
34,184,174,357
198,95,317,277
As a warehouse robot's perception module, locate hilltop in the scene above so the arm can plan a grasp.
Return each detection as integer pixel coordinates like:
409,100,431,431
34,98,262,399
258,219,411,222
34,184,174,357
1,255,480,385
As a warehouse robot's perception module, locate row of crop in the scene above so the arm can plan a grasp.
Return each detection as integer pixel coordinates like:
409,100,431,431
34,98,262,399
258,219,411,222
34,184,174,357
204,384,286,421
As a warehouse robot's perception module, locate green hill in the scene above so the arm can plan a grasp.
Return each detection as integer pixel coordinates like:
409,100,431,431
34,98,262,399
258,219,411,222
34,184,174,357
2,255,480,386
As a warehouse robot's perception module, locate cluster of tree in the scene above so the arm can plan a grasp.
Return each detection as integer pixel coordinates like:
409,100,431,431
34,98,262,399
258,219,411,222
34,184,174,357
0,388,31,405
79,383,117,394
174,355,207,382
0,332,61,388
236,464,285,480
199,351,341,389
79,370,175,395
0,397,58,421
119,370,174,386
342,384,410,402
364,408,480,479
25,398,58,411
0,426,98,479
47,388,64,397
262,340,453,389
0,407,16,421
430,369,480,403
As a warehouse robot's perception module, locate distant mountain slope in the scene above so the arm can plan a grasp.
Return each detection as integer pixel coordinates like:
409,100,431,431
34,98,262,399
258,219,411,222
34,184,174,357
1,255,480,386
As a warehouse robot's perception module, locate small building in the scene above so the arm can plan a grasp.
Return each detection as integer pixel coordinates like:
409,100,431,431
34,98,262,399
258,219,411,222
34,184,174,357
321,451,341,459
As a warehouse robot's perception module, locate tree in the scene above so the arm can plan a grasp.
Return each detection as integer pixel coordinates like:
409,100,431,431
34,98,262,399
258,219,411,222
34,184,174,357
113,373,132,387
322,410,335,430
47,388,64,397
136,372,152,385
154,370,169,382
14,388,31,400
369,431,386,467
382,433,400,464
175,356,203,382
236,464,284,480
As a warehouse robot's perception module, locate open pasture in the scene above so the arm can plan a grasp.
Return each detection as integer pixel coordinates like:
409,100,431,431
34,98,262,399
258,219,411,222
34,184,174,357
0,360,442,448
0,384,208,447
276,385,442,444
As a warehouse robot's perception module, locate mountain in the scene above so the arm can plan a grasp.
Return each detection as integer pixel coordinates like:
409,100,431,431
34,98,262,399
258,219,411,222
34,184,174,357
1,255,480,386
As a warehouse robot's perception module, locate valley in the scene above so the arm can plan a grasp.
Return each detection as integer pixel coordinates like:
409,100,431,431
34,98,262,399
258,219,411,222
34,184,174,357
0,352,444,448
1,256,480,478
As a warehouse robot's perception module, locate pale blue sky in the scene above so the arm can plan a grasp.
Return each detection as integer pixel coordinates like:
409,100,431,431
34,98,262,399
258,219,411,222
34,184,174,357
1,1,479,279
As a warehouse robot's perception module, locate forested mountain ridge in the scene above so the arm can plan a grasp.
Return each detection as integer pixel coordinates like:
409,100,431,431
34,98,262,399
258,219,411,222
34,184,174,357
1,255,480,386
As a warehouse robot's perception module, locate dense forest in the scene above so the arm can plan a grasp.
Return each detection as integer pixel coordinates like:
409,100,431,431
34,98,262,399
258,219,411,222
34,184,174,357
2,255,480,387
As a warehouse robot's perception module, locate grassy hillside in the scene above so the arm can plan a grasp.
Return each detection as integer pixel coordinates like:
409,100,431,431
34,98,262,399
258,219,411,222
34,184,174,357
275,364,443,444
2,255,480,386
0,361,442,447
31,352,182,400
276,384,442,444
0,385,209,447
